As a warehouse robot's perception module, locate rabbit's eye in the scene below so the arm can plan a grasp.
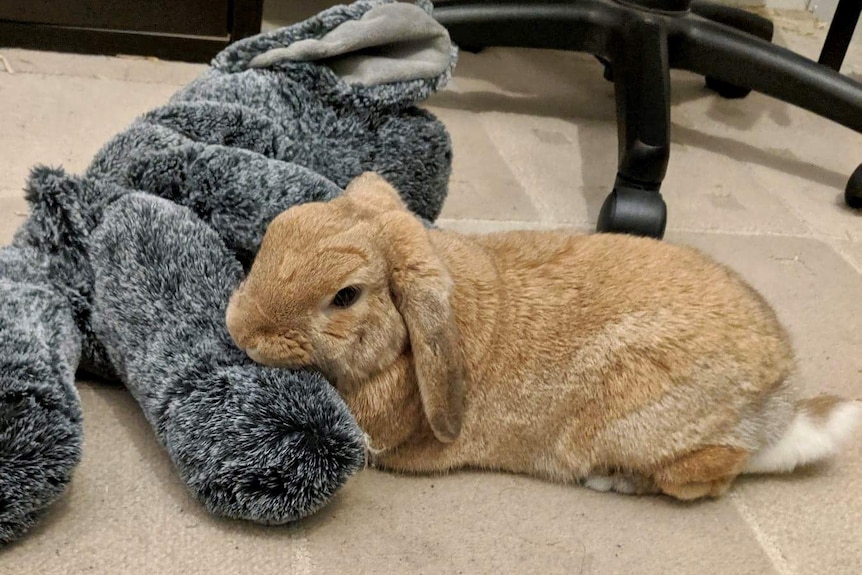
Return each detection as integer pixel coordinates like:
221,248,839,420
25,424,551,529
331,285,361,308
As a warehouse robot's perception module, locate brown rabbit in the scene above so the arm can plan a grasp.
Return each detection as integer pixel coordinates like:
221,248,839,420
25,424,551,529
226,172,861,500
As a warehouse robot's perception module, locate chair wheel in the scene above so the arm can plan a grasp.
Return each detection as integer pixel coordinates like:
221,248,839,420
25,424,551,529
595,56,614,82
705,76,752,99
596,187,667,239
847,164,862,209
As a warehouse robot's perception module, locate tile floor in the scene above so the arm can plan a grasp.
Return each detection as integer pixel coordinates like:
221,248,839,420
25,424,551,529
1,8,861,575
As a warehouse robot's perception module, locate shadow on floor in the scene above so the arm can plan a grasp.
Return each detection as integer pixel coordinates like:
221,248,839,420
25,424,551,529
430,48,849,221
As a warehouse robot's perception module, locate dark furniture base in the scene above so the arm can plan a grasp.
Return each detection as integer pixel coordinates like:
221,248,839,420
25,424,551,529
0,22,229,63
0,0,263,63
818,0,862,72
434,0,862,238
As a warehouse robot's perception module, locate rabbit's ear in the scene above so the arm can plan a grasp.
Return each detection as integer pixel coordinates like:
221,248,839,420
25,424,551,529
378,211,465,443
342,172,407,216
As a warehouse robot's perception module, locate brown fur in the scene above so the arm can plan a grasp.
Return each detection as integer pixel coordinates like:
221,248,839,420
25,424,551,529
225,172,853,500
653,446,750,500
797,395,844,423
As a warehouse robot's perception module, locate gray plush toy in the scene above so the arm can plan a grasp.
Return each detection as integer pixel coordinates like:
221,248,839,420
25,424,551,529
0,0,456,545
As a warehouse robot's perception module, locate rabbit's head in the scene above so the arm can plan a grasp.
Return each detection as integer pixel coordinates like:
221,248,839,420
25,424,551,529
226,172,464,442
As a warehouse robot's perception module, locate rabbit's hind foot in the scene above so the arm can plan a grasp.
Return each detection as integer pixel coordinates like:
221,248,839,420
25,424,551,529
653,445,750,501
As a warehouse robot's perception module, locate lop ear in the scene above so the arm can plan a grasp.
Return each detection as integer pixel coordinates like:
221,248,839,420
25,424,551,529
341,172,407,217
376,210,465,443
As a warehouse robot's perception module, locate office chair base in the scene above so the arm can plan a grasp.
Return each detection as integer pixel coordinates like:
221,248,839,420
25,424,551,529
433,0,862,236
847,164,862,210
692,0,775,99
704,77,752,99
598,4,774,99
597,186,668,239
603,62,759,100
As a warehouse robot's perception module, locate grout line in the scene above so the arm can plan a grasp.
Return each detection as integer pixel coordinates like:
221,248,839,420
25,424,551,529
736,160,862,246
0,54,13,74
666,226,862,245
437,217,585,227
742,167,819,239
665,226,818,239
473,113,556,224
822,238,862,276
729,492,796,575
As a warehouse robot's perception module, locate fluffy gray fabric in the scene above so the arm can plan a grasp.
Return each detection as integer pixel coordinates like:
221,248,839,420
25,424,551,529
0,0,455,545
0,247,83,543
249,2,453,86
90,194,366,524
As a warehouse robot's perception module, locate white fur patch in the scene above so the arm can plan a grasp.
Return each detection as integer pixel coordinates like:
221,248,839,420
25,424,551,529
744,401,862,474
583,474,637,494
583,475,613,492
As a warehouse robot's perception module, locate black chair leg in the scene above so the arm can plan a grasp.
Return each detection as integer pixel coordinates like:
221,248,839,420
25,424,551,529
680,17,862,208
689,1,775,99
690,1,774,42
433,0,862,232
597,19,669,238
680,18,862,132
818,0,862,71
598,2,774,96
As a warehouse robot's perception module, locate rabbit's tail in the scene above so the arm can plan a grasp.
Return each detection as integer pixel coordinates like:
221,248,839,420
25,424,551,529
744,396,861,474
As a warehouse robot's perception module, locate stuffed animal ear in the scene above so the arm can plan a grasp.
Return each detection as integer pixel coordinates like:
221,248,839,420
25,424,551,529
342,172,408,217
376,210,465,443
248,2,453,87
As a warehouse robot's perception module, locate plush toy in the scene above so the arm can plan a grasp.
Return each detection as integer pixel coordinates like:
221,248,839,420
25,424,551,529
0,0,456,545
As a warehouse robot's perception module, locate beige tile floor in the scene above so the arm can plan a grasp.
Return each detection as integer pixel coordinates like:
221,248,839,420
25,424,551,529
2,9,862,575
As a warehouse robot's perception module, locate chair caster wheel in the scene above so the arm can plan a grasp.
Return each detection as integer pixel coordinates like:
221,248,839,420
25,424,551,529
595,56,614,82
597,187,667,239
847,164,862,210
705,76,752,99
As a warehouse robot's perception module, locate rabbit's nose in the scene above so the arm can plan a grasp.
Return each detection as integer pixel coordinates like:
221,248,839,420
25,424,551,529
224,309,243,345
225,297,253,345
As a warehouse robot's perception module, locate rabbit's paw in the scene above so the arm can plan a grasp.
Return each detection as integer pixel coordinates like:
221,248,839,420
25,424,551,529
582,471,659,496
653,445,750,501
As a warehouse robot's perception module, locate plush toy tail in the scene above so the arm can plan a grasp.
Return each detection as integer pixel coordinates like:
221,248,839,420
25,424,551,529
0,246,84,546
88,194,365,525
744,396,862,474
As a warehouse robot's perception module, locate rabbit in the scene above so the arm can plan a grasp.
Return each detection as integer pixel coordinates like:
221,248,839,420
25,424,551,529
225,172,862,501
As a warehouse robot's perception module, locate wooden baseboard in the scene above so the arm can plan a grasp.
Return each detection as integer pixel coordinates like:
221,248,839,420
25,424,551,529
0,21,230,63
